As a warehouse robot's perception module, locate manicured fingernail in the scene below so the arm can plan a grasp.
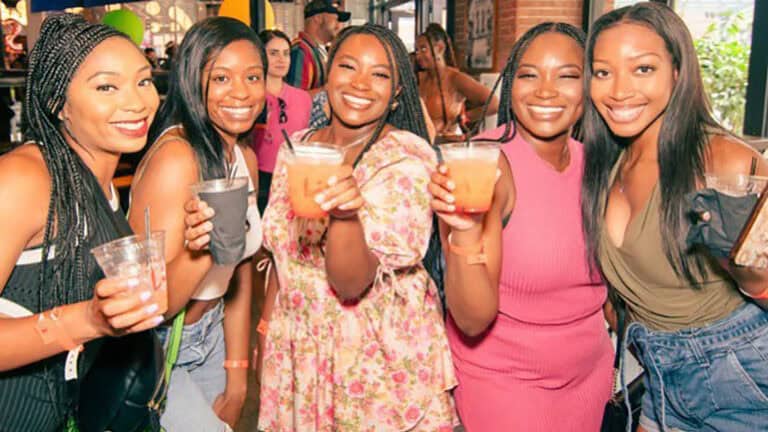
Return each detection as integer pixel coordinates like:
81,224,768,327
154,316,165,326
447,181,455,190
446,194,455,203
327,176,337,186
315,194,325,204
140,291,152,303
125,278,140,288
204,222,214,231
205,208,215,217
439,165,447,174
145,304,159,315
449,205,456,212
320,203,331,211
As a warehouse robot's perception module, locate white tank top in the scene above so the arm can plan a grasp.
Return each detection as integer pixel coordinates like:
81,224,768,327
191,145,263,300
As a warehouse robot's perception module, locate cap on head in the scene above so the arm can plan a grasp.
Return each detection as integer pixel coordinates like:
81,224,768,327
304,0,351,22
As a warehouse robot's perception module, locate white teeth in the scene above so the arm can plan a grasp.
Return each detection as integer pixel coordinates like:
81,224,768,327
529,106,564,114
114,120,144,130
221,107,253,116
609,105,644,122
343,94,372,107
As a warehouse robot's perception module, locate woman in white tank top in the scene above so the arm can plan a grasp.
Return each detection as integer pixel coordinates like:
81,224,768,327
128,18,266,431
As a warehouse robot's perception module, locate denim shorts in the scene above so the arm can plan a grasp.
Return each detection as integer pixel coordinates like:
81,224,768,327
157,301,230,432
621,302,768,432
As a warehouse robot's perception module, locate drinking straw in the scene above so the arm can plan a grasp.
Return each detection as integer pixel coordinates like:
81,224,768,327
281,129,296,154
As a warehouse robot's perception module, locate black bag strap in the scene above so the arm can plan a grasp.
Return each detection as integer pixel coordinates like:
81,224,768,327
613,298,627,370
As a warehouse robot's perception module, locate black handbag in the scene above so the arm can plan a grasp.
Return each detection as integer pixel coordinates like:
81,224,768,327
601,299,645,432
75,331,164,432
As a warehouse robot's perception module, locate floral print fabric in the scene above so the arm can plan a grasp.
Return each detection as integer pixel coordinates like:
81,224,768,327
258,129,457,431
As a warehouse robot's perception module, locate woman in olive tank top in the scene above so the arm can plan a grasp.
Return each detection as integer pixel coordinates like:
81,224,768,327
582,4,768,432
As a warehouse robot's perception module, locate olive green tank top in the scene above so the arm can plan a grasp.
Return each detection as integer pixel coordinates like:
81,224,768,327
598,154,744,331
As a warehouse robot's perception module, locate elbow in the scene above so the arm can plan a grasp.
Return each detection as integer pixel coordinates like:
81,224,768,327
328,277,368,301
452,308,497,337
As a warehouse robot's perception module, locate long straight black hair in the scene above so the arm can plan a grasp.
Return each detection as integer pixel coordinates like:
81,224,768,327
581,2,723,282
148,17,267,180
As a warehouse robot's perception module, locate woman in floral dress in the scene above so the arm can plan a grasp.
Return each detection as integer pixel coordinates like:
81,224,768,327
258,24,457,431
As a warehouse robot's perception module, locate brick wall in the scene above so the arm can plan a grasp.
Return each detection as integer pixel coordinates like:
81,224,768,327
454,0,583,73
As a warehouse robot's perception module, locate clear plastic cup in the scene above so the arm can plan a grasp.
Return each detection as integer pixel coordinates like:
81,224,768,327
704,174,768,197
91,231,167,308
441,141,500,213
190,177,249,264
286,143,345,219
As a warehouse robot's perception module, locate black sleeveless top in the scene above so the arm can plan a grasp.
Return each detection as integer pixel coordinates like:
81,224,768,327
0,159,132,432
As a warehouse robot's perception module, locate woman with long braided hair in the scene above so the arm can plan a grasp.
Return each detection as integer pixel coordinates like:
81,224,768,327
0,13,164,431
258,24,458,430
416,23,498,139
429,23,613,430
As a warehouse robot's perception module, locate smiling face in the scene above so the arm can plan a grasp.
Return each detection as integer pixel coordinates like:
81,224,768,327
62,37,159,156
510,32,584,142
265,37,291,79
204,39,266,144
326,33,396,128
590,22,677,142
415,35,438,70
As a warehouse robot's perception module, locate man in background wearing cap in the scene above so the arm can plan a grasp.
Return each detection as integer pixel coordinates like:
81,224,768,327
286,0,350,91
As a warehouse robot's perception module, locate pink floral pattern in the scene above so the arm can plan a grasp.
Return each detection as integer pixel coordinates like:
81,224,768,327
258,130,457,431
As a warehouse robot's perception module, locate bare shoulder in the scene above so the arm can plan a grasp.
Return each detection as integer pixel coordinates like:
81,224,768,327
134,137,199,189
0,145,52,244
707,133,768,175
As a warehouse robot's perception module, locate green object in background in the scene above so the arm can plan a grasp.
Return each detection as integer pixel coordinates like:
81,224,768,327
102,9,144,46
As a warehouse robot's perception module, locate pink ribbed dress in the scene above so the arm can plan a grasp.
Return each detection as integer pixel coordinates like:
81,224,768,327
447,127,614,431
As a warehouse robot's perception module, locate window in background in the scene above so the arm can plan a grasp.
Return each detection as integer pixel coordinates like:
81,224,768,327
676,0,754,132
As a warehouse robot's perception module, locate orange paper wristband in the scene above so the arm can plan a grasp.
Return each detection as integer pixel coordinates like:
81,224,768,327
223,359,249,369
447,232,487,265
740,286,768,300
256,318,269,335
35,306,83,352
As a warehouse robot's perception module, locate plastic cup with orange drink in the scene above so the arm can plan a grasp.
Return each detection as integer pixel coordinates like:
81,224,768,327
441,141,500,214
286,142,345,218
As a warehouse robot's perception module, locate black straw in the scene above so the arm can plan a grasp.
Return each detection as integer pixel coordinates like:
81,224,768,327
281,129,295,154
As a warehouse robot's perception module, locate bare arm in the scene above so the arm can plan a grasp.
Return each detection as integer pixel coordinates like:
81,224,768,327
0,150,163,371
430,157,510,336
323,164,378,299
129,139,212,318
707,135,768,307
451,70,499,124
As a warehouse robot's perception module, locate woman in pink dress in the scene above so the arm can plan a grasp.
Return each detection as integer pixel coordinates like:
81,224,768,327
429,23,614,431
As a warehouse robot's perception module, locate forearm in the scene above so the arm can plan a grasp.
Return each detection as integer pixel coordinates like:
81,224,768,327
165,254,213,318
0,300,101,371
223,260,252,396
325,215,378,300
729,264,768,309
465,98,499,124
443,226,498,336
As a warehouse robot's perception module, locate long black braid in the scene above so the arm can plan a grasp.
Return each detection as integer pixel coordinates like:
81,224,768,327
324,24,445,299
22,14,128,311
475,22,586,143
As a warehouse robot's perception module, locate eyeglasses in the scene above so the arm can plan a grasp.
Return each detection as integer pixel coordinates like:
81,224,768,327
278,97,287,124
